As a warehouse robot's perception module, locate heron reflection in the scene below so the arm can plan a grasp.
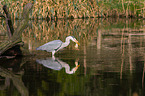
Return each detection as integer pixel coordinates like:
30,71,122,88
36,57,80,74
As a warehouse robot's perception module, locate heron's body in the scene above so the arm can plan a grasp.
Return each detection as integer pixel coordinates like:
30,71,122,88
36,36,79,56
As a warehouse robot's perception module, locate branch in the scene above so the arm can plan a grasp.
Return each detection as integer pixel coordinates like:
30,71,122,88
0,3,33,56
3,5,14,36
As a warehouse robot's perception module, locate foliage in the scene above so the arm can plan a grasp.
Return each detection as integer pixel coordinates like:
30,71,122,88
0,0,145,19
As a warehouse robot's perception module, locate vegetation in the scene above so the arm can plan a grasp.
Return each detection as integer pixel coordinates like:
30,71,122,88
0,0,145,19
0,3,33,56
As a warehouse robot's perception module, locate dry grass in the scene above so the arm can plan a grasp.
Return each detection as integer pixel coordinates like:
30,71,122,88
0,0,145,19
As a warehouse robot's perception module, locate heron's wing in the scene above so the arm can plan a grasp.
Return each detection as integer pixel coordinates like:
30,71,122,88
36,40,63,52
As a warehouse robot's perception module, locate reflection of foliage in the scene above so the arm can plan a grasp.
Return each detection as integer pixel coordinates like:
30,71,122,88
0,66,28,96
20,18,144,48
1,18,144,55
23,60,144,96
1,0,145,19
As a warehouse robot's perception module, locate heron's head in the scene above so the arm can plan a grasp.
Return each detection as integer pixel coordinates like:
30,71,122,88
67,36,80,45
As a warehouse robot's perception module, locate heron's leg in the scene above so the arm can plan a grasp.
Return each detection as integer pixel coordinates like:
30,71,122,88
52,51,55,57
52,56,55,60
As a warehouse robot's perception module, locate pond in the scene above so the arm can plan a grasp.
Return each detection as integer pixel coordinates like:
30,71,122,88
0,18,145,96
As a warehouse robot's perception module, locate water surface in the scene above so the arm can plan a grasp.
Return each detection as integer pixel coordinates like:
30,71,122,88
0,18,145,96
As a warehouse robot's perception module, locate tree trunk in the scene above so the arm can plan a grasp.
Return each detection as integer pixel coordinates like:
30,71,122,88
0,3,33,57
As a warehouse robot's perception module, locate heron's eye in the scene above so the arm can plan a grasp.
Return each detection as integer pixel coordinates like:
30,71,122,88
71,36,75,38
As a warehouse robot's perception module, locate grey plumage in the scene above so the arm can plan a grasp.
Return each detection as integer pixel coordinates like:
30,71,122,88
36,36,80,56
36,40,62,52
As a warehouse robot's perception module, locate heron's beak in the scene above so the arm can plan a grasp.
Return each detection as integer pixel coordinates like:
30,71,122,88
75,40,80,45
74,65,80,71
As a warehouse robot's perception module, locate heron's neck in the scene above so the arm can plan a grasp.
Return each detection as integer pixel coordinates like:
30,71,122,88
58,59,74,74
63,64,74,74
63,38,71,47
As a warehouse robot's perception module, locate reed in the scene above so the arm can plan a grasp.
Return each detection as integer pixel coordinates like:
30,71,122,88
20,18,144,43
0,0,145,19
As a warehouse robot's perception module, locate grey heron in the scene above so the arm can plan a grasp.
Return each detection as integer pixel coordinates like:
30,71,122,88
36,36,80,56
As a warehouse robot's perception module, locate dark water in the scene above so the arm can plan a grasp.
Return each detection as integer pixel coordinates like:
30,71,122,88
0,18,145,96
